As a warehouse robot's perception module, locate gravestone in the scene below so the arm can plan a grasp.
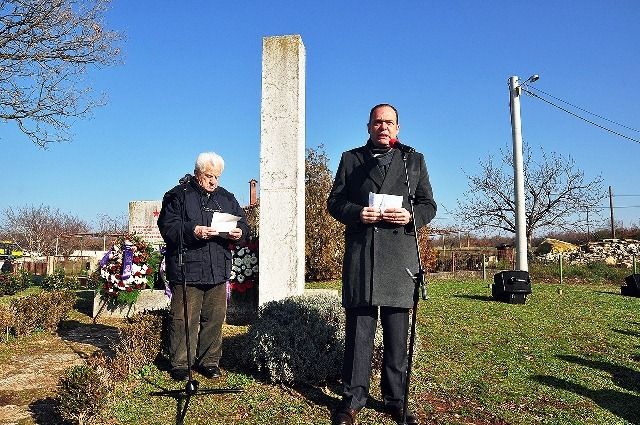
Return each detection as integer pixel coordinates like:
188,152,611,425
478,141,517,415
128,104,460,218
129,200,164,247
258,35,306,305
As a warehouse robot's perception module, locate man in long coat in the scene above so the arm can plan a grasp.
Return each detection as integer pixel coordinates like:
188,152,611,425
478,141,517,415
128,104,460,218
327,104,436,425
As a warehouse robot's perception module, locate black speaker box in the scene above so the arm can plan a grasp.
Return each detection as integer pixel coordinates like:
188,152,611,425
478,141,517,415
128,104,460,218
621,274,640,297
492,270,531,304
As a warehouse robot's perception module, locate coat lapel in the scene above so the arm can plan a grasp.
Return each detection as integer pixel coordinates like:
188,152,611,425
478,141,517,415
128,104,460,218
355,146,384,189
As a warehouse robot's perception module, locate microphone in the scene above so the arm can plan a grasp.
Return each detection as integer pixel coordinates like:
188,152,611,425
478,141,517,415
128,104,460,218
390,139,415,153
179,174,192,185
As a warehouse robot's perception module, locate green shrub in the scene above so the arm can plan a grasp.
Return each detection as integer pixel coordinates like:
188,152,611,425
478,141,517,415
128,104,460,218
0,270,31,296
243,293,394,385
57,364,109,425
244,293,345,384
42,268,79,291
10,290,76,337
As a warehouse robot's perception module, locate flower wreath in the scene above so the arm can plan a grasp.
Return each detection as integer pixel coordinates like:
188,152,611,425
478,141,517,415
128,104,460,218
228,239,258,294
98,234,158,305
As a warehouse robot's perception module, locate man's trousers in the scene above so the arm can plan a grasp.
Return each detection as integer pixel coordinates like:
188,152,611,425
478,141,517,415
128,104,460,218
341,305,410,410
168,282,227,370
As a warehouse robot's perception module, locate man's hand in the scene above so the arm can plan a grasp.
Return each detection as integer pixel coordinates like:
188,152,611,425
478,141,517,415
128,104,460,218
194,225,219,239
360,206,382,224
381,207,411,226
228,227,243,241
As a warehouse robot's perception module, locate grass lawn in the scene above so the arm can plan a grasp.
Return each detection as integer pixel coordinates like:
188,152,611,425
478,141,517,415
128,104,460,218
94,279,640,424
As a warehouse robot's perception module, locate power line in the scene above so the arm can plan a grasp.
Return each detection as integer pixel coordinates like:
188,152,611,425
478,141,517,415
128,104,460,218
525,86,640,133
588,205,640,210
520,87,640,145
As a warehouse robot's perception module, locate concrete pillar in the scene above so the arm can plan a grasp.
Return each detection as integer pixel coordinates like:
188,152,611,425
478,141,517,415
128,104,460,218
259,35,305,305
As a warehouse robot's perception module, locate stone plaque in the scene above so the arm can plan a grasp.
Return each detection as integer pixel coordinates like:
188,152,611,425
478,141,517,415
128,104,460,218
129,201,164,246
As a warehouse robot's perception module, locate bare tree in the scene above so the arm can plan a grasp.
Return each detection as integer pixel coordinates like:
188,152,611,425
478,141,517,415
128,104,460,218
455,145,605,247
1,204,90,255
0,0,121,147
305,145,344,280
94,212,127,235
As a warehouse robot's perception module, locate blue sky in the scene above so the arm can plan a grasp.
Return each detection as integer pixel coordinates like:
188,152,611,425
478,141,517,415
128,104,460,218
2,0,639,233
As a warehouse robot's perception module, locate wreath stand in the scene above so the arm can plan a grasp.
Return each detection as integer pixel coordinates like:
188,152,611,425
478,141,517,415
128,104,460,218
149,179,242,425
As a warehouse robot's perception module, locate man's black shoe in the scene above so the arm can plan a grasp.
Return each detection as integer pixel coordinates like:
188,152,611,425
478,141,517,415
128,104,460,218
385,405,418,424
169,368,189,381
332,407,358,425
197,365,221,379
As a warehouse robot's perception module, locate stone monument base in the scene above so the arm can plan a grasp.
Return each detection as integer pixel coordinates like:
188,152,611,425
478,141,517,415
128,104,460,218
76,289,170,319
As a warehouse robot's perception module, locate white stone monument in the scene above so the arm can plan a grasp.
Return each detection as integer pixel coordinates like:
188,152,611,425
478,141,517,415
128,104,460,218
258,35,305,305
129,200,164,247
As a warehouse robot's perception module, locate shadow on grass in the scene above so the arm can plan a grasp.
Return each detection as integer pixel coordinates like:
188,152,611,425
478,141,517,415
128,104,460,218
453,294,495,302
57,319,120,358
533,354,640,424
612,328,640,338
533,375,640,424
28,397,67,425
557,354,640,393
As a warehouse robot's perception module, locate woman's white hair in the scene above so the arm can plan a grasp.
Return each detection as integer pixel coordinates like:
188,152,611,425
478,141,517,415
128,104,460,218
194,152,224,174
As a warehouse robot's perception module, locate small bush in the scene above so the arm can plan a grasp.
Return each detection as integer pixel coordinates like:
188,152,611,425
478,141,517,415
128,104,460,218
57,364,109,425
42,268,79,291
244,292,346,384
10,290,76,337
244,293,389,385
0,270,31,296
107,310,167,380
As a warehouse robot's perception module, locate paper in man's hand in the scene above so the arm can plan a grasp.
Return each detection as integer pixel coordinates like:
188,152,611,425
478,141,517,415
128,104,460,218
369,192,403,212
210,212,241,233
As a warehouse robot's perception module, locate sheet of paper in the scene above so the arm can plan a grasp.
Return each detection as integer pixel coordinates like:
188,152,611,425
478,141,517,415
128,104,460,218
368,192,403,212
210,212,241,233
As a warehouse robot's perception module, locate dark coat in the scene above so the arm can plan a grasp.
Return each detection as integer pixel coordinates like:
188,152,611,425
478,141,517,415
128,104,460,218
158,178,249,285
327,144,436,308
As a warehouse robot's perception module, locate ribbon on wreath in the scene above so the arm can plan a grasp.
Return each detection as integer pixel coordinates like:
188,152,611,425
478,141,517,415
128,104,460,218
121,244,134,282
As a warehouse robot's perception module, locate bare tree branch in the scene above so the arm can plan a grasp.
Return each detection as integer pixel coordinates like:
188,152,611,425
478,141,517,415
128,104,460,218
1,204,90,255
0,0,121,147
455,145,605,246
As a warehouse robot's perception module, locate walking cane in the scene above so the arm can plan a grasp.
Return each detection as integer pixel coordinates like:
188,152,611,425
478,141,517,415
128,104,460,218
400,147,429,425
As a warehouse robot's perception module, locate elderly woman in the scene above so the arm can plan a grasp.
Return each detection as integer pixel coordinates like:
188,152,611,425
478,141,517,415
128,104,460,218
158,152,249,381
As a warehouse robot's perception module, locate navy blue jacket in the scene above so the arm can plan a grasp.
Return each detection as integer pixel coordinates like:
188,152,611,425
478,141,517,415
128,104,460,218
158,178,249,285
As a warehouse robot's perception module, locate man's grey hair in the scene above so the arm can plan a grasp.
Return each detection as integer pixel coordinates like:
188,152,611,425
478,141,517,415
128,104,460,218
194,152,225,174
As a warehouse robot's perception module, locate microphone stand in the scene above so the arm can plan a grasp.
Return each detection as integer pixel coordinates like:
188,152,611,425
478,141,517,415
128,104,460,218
400,151,428,425
150,178,242,425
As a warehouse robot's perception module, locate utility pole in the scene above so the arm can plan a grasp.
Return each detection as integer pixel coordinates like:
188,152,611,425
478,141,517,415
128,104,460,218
509,76,529,272
609,185,615,239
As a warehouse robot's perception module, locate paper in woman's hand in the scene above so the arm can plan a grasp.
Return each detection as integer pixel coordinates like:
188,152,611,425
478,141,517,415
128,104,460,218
369,192,403,212
210,212,241,233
